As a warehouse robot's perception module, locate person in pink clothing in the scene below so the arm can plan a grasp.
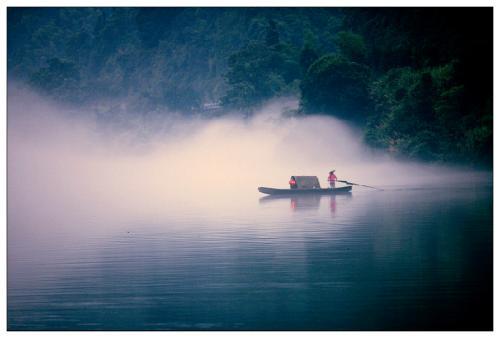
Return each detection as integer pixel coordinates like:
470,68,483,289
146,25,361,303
327,170,337,188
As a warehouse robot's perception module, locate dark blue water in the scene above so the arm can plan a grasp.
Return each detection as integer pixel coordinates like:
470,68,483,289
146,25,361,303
8,183,492,330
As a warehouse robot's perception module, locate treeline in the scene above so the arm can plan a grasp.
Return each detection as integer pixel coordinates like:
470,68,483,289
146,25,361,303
327,9,493,165
8,8,492,166
8,8,339,112
223,8,492,165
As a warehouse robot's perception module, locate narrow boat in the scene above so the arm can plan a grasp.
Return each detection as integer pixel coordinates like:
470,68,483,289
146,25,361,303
258,186,352,195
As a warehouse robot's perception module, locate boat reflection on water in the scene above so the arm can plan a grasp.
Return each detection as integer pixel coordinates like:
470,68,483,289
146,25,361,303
259,193,352,214
329,195,336,214
290,195,321,211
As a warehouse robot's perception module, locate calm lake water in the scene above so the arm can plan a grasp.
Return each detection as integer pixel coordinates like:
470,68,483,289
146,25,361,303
8,182,492,330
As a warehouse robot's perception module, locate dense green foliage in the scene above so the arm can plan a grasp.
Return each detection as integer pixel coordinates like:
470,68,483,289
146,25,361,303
8,8,338,111
299,8,492,165
367,63,492,164
8,8,492,166
300,54,370,119
221,32,301,109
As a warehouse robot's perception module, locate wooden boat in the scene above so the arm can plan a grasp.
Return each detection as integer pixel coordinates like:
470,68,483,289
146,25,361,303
258,186,352,195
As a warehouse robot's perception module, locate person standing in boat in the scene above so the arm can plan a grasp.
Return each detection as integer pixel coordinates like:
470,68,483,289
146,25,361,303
328,170,337,188
289,176,298,189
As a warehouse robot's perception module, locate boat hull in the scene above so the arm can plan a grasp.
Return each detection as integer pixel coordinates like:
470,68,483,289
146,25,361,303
258,186,352,195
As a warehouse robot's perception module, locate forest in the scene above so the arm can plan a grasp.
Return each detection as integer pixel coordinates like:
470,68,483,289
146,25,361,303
7,7,493,166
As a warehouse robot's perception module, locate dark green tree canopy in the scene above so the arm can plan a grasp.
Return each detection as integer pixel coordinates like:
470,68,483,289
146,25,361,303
300,54,370,120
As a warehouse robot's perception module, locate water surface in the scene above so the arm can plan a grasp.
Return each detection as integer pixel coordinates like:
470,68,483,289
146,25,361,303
8,182,492,330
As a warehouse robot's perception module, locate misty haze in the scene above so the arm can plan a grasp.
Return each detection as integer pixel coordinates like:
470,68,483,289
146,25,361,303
7,7,492,331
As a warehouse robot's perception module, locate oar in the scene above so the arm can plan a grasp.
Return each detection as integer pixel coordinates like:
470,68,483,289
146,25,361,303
337,179,384,191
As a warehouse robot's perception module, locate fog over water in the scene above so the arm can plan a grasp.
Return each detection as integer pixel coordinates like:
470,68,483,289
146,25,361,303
7,84,493,330
7,84,491,243
8,83,488,217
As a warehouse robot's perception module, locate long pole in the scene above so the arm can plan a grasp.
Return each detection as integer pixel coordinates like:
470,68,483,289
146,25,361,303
337,179,384,191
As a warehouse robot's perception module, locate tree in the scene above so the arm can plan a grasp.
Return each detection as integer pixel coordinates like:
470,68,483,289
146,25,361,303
334,31,367,63
300,54,371,120
265,19,279,46
299,43,319,74
30,58,79,91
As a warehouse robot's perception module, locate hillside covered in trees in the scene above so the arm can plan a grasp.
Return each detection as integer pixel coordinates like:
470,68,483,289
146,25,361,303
8,7,492,166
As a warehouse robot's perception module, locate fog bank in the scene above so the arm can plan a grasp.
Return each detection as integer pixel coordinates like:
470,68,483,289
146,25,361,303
8,85,491,235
